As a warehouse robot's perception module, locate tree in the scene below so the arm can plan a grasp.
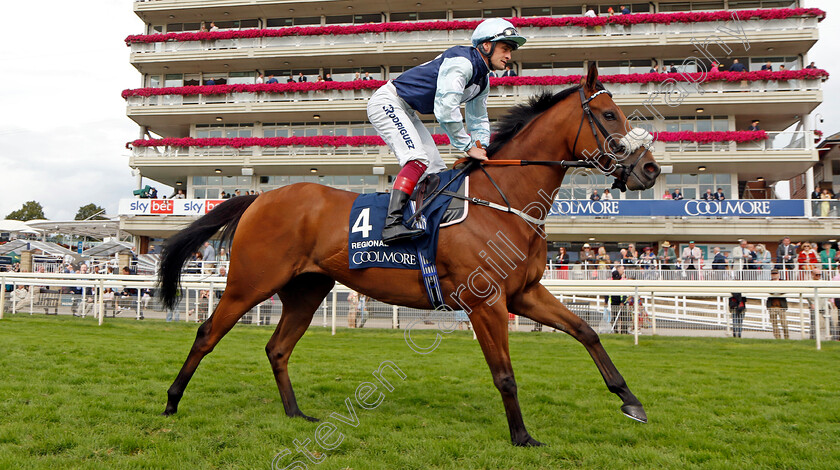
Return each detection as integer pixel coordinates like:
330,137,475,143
5,201,46,221
75,203,107,221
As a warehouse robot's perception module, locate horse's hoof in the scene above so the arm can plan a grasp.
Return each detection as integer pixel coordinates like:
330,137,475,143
161,408,177,416
512,435,544,447
621,404,647,423
289,411,319,422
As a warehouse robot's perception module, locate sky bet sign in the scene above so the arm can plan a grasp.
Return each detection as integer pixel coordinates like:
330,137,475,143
549,199,805,217
119,199,225,216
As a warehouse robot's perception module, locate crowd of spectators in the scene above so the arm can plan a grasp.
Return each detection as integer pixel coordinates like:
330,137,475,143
549,236,840,279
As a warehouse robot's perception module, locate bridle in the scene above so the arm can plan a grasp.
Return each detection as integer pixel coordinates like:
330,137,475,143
571,88,651,192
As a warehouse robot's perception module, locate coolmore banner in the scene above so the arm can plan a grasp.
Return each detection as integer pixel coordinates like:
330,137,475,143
549,199,805,217
118,199,226,215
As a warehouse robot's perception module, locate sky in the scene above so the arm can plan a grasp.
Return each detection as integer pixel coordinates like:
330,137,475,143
0,1,837,220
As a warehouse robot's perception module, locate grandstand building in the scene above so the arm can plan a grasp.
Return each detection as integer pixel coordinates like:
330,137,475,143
121,0,836,261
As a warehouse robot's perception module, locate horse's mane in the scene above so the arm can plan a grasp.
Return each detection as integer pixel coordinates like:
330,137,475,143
486,81,605,157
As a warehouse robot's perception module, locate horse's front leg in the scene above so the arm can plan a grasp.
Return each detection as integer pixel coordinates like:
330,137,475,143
511,284,647,423
469,303,543,447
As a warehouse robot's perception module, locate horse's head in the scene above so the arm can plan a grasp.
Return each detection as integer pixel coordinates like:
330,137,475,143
573,64,661,191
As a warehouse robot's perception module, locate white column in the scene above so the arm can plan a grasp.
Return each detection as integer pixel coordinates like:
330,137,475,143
633,287,640,345
331,290,337,336
814,287,821,350
392,305,399,329
650,292,656,335
98,279,105,325
0,274,5,320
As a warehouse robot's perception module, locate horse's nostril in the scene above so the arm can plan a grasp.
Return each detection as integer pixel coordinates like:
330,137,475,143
644,162,660,177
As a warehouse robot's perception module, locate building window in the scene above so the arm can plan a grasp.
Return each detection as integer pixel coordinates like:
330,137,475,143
665,173,731,200
520,6,582,17
390,11,447,21
266,16,321,27
521,61,581,76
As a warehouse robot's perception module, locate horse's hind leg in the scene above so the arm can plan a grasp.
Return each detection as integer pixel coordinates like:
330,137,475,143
162,285,271,416
512,284,647,423
265,274,334,422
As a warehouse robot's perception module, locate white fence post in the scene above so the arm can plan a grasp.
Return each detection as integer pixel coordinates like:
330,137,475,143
97,279,104,326
814,286,821,351
0,274,5,320
650,292,656,335
799,294,806,340
633,287,639,345
208,282,215,321
392,305,398,329
184,289,190,323
331,290,337,336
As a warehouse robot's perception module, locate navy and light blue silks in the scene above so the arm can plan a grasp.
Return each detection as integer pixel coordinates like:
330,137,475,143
348,168,468,308
392,46,491,152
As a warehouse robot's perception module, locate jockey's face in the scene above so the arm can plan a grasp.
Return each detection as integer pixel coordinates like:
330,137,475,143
481,41,514,71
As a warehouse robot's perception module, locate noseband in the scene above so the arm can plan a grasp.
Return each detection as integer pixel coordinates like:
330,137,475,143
571,88,652,192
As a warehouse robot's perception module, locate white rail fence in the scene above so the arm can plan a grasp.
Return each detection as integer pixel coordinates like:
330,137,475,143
2,273,838,349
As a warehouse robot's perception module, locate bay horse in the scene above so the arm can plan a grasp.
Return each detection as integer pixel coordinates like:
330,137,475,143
158,64,661,447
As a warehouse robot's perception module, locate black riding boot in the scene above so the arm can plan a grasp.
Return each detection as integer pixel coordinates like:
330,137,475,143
381,190,424,245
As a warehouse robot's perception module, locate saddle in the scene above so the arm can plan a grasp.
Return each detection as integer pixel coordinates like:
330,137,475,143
410,172,469,227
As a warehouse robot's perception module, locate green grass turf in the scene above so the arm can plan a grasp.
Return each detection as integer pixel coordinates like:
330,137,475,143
0,315,838,469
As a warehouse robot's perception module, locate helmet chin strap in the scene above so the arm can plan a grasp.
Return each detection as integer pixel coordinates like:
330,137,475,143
479,41,496,60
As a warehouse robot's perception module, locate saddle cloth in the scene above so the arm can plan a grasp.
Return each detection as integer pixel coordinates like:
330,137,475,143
348,168,469,271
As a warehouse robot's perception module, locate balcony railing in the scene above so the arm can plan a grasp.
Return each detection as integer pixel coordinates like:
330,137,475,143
124,77,824,108
127,15,820,54
663,131,814,152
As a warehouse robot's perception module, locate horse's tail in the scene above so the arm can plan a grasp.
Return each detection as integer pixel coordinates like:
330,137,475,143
158,195,258,309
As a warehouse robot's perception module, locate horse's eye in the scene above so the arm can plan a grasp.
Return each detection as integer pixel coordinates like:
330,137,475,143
604,112,616,121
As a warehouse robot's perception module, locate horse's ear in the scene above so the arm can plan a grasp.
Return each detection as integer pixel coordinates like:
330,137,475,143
585,63,599,92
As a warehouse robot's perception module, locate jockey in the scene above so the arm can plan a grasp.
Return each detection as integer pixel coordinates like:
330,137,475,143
367,18,526,244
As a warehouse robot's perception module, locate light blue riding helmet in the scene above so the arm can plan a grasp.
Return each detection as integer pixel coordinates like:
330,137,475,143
471,18,527,51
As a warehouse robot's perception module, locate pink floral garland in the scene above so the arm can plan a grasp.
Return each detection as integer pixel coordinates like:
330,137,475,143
121,69,828,99
125,8,825,45
129,131,767,149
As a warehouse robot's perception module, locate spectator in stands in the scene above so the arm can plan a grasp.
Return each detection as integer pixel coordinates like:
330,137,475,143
173,189,186,199
209,22,219,32
579,243,596,271
607,6,615,16
710,61,720,74
669,64,678,73
671,188,684,200
610,266,629,333
755,244,772,276
760,61,773,71
218,247,229,262
220,191,228,199
596,246,610,270
256,73,264,84
746,243,758,271
266,74,279,84
805,61,817,69
714,188,726,200
747,120,761,131
682,241,702,279
363,72,372,80
287,74,295,83
354,72,361,80
205,78,216,86
731,239,750,274
662,191,672,200
767,269,789,339
712,247,727,270
298,72,307,82
602,189,613,200
779,65,786,71
625,244,639,266
554,247,569,278
649,65,658,74
201,242,216,273
620,5,631,14
658,241,677,270
639,247,656,275
729,58,746,72
325,73,333,82
776,236,797,275
797,243,819,277
501,64,517,77
729,293,746,338
819,188,832,217
584,8,597,18
589,190,601,201
218,266,227,277
234,189,241,196
820,242,836,271
701,189,715,200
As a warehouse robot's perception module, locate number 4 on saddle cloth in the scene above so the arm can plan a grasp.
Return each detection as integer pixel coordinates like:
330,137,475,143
348,168,469,308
